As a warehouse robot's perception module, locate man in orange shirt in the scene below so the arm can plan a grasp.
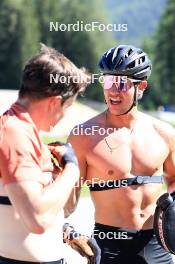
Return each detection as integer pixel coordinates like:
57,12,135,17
0,44,94,264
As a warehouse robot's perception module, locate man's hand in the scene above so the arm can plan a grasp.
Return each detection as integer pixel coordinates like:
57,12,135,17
63,223,101,264
48,141,78,168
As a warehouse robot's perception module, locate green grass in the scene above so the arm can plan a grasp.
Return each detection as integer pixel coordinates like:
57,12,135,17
41,135,67,144
80,184,90,197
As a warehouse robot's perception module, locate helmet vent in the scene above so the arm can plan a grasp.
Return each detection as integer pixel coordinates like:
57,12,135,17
98,45,152,80
125,53,128,58
117,58,123,66
127,61,135,69
141,56,146,63
128,48,133,56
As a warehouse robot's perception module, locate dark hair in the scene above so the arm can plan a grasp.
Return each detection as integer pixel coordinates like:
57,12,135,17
19,44,90,103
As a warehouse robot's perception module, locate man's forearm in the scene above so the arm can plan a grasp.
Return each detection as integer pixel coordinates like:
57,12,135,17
64,185,81,218
35,163,79,214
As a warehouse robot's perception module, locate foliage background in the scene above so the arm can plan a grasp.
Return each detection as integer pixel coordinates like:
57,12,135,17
0,0,175,110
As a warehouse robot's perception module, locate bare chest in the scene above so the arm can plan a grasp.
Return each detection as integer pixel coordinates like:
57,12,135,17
86,126,169,178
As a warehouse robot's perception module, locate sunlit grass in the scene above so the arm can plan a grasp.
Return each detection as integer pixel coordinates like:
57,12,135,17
41,135,67,144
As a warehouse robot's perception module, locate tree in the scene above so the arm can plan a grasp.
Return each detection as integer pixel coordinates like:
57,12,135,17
0,0,115,102
19,0,40,67
0,0,40,89
0,0,22,88
153,0,175,106
35,0,115,101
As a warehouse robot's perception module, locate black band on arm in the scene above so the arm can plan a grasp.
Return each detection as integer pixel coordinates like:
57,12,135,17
0,196,11,205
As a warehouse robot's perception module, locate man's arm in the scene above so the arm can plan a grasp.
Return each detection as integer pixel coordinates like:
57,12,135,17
163,125,175,192
64,129,87,217
5,162,79,234
0,127,80,234
62,130,101,263
154,125,175,255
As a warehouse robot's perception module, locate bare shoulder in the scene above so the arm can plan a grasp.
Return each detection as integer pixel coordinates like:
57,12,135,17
69,112,104,139
68,111,105,143
139,111,175,148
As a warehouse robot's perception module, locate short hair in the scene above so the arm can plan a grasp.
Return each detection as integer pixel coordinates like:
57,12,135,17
19,43,90,103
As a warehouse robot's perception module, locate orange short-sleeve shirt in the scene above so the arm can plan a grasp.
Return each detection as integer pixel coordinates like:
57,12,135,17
0,102,54,186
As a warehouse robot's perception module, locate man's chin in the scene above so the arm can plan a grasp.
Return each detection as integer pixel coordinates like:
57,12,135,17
107,107,123,116
107,103,134,116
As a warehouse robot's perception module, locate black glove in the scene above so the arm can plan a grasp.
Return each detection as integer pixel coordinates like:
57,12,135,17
63,223,101,263
48,141,78,168
153,191,175,254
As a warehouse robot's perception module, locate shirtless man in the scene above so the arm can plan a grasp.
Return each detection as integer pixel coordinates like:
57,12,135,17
0,44,93,264
66,45,175,263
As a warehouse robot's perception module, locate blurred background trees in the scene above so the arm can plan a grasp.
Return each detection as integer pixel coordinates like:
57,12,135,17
1,0,175,110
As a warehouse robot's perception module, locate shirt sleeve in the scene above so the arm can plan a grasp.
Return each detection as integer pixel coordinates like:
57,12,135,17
0,123,48,185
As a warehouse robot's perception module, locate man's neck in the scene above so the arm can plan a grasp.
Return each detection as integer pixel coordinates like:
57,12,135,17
17,98,49,131
106,107,138,130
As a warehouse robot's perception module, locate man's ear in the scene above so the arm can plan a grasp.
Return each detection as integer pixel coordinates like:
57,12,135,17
138,80,147,91
55,95,62,106
48,95,62,112
136,81,147,100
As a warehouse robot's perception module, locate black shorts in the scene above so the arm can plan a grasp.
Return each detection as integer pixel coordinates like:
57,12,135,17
93,223,174,264
0,256,67,264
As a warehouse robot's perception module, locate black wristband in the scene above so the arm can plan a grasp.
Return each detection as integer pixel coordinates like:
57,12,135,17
48,142,78,168
60,143,78,167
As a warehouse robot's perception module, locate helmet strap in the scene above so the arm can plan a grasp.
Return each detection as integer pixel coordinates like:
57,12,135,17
115,86,138,116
